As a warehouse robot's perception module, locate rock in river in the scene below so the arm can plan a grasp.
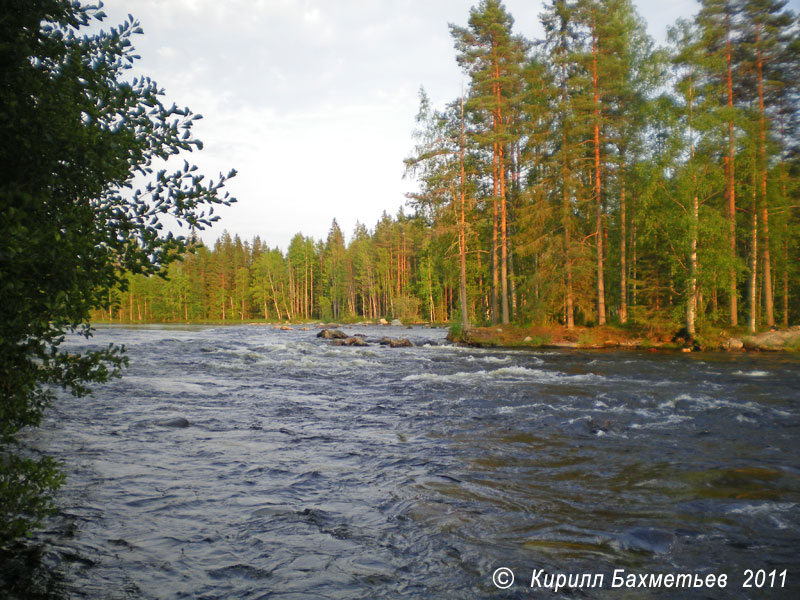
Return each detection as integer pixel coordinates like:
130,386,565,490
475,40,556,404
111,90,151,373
331,337,369,347
317,329,348,340
379,337,414,348
154,417,190,428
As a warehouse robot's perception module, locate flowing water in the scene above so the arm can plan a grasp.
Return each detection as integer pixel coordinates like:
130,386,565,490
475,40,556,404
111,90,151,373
15,325,800,598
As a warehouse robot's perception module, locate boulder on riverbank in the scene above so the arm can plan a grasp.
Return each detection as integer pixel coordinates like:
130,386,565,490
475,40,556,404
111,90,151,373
742,327,800,351
723,337,744,351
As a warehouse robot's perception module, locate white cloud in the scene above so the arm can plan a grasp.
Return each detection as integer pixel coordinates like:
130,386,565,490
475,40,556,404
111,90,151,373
96,0,705,250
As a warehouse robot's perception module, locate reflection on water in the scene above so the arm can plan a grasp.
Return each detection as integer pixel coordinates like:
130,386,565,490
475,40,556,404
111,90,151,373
10,325,800,598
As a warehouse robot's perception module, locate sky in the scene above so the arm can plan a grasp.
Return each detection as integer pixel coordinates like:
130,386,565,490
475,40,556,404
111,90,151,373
95,0,708,251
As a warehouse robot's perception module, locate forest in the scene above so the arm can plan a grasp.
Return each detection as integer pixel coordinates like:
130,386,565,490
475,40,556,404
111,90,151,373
93,0,800,337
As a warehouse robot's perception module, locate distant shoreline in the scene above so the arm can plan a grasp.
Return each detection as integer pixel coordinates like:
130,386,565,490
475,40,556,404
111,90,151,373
88,320,800,353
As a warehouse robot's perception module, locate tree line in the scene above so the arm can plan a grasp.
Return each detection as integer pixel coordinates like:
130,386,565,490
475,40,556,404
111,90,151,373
96,0,799,334
93,215,449,324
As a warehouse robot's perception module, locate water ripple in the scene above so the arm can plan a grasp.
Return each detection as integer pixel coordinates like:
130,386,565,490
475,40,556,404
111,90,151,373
17,325,800,598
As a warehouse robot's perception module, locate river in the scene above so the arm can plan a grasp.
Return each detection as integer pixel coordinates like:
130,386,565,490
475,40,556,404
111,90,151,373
17,324,800,598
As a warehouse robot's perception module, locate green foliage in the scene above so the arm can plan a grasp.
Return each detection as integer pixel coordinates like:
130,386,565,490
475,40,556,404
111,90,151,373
0,0,234,546
0,454,64,543
393,295,420,321
448,318,466,342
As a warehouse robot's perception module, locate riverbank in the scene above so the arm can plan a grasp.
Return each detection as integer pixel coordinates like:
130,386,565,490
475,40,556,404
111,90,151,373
455,324,800,352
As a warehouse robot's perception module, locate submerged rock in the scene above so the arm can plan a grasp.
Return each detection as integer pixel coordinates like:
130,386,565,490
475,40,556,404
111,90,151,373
618,527,675,554
154,417,190,428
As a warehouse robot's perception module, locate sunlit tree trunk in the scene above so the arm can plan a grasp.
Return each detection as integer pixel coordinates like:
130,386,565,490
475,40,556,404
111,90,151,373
749,169,758,334
496,59,510,325
755,21,774,327
784,228,789,327
459,96,469,334
725,9,738,327
563,127,575,330
686,74,698,337
591,16,606,326
619,167,628,325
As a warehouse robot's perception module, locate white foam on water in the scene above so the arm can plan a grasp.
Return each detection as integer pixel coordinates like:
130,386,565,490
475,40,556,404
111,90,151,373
659,394,764,415
728,502,797,529
733,370,770,377
401,372,449,383
629,414,692,429
480,356,512,364
497,402,558,414
121,375,210,395
402,365,605,386
274,357,320,369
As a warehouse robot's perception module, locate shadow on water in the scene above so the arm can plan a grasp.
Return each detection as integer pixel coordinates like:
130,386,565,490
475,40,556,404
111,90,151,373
0,543,66,600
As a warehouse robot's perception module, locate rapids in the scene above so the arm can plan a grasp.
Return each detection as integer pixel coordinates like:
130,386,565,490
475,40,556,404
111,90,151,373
14,324,800,598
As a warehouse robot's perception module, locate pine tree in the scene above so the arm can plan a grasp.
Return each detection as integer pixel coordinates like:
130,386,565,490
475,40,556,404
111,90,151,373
738,0,797,329
405,88,474,333
697,0,743,326
451,0,526,324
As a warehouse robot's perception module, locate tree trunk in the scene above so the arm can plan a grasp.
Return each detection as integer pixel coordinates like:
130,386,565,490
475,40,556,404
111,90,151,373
687,192,698,337
632,217,638,309
491,51,510,325
687,78,698,338
756,22,774,327
726,11,738,326
267,270,282,321
749,185,758,334
562,152,574,329
459,97,469,333
491,194,499,325
591,20,606,326
619,169,628,324
784,229,790,328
